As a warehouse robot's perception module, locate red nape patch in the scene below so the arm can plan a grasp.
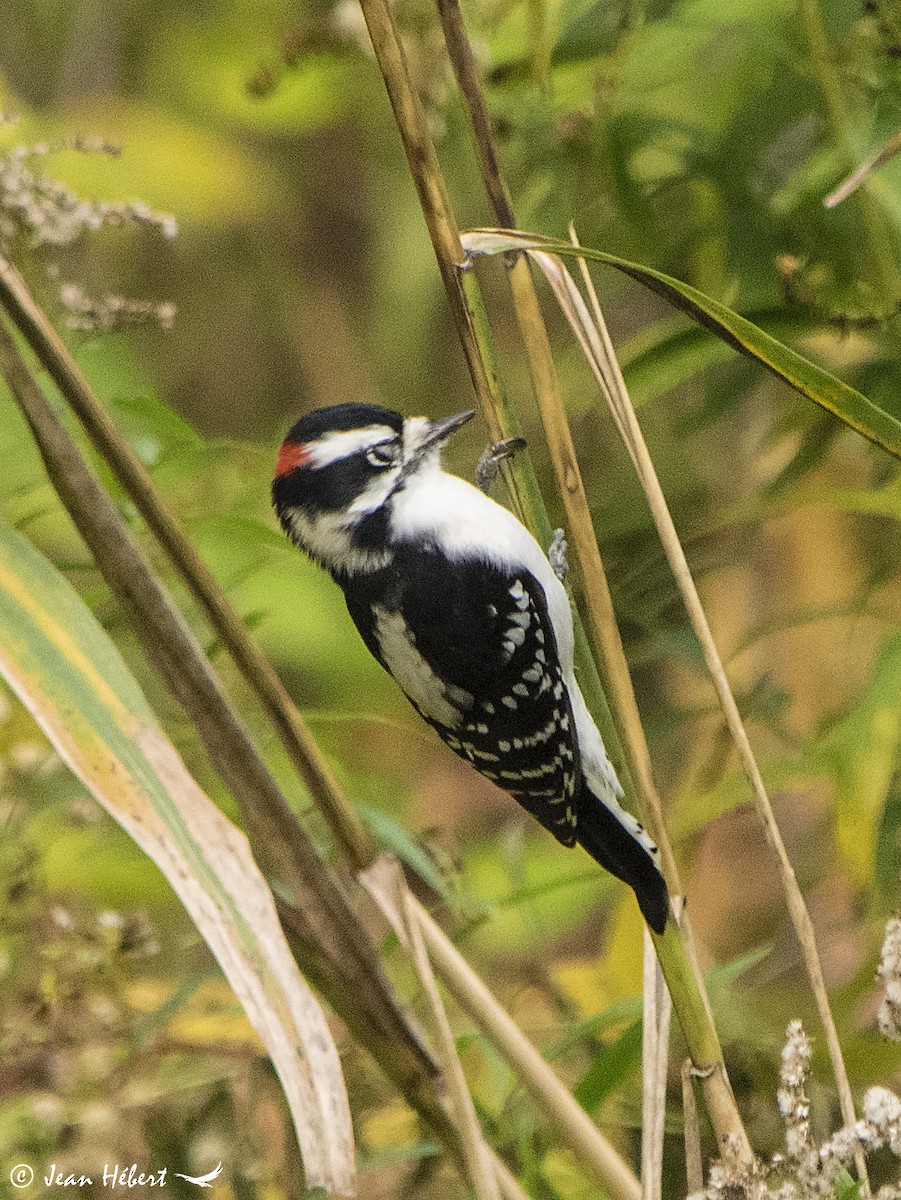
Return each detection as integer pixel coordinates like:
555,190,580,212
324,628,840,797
274,440,311,478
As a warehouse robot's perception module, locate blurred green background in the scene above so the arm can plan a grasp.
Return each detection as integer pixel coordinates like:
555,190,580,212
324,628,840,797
0,0,900,1196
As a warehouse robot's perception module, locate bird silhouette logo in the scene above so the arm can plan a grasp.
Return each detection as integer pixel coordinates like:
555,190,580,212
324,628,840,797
173,1161,223,1188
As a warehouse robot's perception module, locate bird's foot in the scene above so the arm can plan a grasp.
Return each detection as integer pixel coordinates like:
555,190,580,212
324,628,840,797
548,528,569,580
475,436,527,493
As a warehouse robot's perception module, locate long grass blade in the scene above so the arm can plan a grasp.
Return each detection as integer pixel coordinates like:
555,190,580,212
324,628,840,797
0,517,355,1195
462,230,901,461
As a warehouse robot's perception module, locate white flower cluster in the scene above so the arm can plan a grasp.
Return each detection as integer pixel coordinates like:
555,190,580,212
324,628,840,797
701,1022,901,1200
778,1019,813,1161
0,129,177,332
58,282,176,333
0,139,177,248
878,918,901,1041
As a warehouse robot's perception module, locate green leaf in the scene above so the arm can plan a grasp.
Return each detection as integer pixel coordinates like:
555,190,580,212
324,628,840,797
462,229,901,460
357,800,460,907
704,944,772,993
813,629,901,885
573,1019,644,1111
548,996,644,1058
550,946,768,1061
833,1169,864,1200
0,518,355,1195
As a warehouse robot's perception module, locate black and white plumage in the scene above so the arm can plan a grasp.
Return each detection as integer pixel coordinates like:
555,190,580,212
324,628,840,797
272,403,670,933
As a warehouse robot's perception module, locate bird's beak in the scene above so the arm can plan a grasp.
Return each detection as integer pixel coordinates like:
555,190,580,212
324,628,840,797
418,409,476,451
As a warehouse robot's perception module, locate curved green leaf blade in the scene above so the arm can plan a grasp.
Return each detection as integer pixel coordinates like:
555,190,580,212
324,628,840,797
0,518,355,1195
462,229,901,461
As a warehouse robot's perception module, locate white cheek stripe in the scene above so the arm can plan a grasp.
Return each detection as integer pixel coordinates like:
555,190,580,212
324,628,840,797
285,506,391,573
306,425,398,468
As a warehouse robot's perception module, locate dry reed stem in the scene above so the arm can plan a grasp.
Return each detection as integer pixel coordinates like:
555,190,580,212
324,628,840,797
353,0,502,454
363,857,502,1200
433,0,751,1159
642,929,672,1200
682,1060,705,1195
355,0,563,546
566,239,868,1193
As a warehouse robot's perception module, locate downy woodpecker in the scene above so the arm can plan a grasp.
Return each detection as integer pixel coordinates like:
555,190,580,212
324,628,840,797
272,403,670,932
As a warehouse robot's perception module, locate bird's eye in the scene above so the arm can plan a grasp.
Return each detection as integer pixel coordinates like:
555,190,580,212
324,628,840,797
366,442,397,469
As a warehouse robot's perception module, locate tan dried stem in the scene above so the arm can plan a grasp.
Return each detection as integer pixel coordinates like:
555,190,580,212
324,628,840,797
566,236,868,1195
682,1060,705,1195
434,0,750,1159
642,929,672,1200
362,858,501,1200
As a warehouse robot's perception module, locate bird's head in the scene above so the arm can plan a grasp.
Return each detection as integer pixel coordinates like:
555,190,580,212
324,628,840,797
272,402,474,573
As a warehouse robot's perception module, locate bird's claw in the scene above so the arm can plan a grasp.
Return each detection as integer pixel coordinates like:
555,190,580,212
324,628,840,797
475,436,527,493
548,528,569,580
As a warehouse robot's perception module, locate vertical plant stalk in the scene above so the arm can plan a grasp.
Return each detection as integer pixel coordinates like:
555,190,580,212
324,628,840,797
351,0,552,539
435,0,751,1162
525,0,551,84
567,242,868,1193
682,1061,705,1195
363,857,503,1200
0,262,643,1197
641,930,671,1200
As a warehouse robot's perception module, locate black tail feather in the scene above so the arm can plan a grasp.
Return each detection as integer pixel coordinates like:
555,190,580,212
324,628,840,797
576,792,670,934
